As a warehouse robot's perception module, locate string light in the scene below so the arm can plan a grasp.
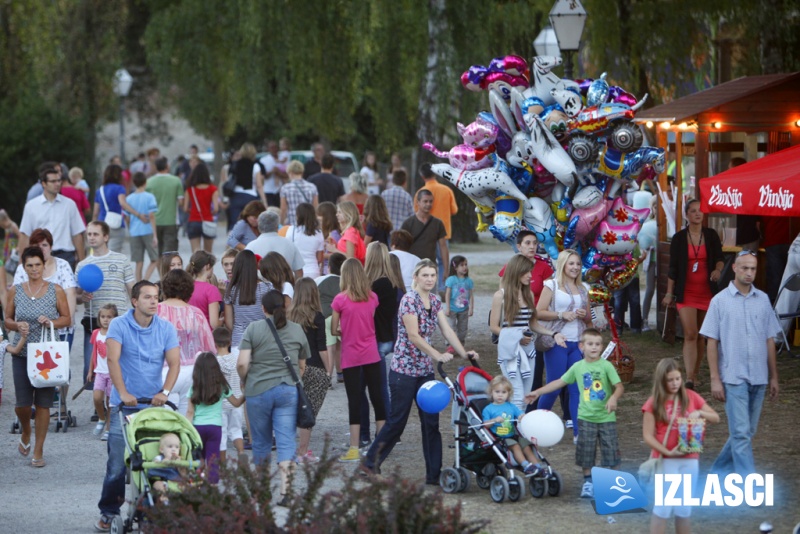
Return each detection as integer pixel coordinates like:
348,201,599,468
678,122,689,130
660,121,671,129
713,121,722,129
645,121,654,129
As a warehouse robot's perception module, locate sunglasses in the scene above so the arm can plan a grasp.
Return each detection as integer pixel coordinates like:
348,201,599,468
737,250,757,257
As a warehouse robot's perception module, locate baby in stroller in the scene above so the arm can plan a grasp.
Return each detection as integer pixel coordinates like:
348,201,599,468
482,376,543,476
147,433,187,501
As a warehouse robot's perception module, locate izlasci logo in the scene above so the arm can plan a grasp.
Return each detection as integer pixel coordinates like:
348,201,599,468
655,473,774,507
591,467,648,515
758,185,794,210
708,185,743,209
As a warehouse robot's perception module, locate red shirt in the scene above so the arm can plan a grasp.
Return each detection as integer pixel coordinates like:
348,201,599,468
641,389,707,460
187,185,217,222
498,256,555,304
61,185,91,224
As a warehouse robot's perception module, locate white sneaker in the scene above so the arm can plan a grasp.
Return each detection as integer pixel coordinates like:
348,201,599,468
93,421,105,436
565,420,573,429
101,431,109,442
581,480,594,498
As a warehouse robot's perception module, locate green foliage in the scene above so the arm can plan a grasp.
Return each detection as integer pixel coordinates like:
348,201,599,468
0,96,86,221
143,445,486,533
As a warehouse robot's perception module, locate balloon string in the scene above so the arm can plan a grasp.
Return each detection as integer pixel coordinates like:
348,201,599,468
603,302,621,363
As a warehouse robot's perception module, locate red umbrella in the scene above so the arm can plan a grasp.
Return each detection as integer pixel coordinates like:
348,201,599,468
700,144,800,216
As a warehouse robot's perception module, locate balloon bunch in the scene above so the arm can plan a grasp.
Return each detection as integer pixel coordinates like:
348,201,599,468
422,54,665,301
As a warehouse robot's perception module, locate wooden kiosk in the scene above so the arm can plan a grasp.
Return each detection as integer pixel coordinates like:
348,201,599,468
633,73,800,333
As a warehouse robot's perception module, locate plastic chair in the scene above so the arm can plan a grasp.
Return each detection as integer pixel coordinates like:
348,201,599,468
773,272,800,356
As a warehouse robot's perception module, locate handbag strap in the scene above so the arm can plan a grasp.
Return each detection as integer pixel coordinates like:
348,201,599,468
39,319,56,343
656,400,680,458
191,188,208,222
264,318,300,385
411,217,433,242
294,181,311,203
99,186,111,213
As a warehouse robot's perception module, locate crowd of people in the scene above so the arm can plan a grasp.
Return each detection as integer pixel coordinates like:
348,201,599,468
0,149,783,534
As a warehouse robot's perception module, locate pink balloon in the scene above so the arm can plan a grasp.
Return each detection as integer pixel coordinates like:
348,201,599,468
570,199,612,241
593,220,639,255
422,142,494,171
605,197,650,229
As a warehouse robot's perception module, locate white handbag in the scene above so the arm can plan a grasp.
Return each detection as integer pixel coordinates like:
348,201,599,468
27,321,70,388
100,186,123,229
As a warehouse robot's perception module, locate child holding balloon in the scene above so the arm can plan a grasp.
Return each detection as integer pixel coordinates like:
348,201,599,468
86,303,119,441
482,375,542,475
525,328,623,499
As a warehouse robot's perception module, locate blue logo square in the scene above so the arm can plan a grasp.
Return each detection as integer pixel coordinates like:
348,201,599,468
591,467,649,515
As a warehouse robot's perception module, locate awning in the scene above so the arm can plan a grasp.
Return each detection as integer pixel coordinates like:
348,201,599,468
699,144,800,216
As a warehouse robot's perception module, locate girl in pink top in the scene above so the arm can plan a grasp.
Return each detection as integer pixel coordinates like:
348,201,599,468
186,250,222,328
331,258,385,462
642,358,719,533
158,269,216,415
328,201,365,264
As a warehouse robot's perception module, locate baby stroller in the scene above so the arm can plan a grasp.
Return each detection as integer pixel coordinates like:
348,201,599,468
437,362,562,503
110,398,203,533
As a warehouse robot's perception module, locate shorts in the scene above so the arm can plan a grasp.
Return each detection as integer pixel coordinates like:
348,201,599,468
651,458,699,519
187,221,215,239
221,406,244,451
324,315,339,347
93,372,112,396
130,234,158,263
11,356,56,408
502,435,532,449
575,419,621,469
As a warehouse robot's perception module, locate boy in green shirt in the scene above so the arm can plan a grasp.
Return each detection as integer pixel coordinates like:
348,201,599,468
526,328,623,499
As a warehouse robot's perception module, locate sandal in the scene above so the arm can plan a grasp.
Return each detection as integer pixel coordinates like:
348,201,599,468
18,438,31,457
31,457,46,468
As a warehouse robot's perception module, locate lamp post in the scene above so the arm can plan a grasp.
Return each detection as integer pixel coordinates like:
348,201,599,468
533,26,560,58
112,69,133,166
549,0,587,80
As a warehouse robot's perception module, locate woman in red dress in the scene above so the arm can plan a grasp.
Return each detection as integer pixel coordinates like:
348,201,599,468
663,200,725,389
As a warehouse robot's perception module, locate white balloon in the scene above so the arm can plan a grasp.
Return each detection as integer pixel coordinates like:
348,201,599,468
518,409,565,448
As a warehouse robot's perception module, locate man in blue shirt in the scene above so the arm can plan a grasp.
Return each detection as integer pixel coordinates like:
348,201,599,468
95,281,180,532
701,251,780,477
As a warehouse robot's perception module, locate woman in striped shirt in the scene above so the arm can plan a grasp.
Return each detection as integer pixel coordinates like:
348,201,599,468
490,255,566,408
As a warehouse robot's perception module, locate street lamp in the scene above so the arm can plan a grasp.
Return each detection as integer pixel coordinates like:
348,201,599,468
533,25,560,58
549,0,587,80
112,68,133,166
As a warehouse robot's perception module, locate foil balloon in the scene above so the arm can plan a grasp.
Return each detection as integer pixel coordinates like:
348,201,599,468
430,163,528,215
586,72,610,107
593,220,639,256
461,55,529,93
422,142,494,171
569,197,612,242
489,196,524,243
605,197,650,229
496,158,534,196
605,259,639,291
609,86,638,107
525,114,578,188
478,112,511,156
457,117,498,149
589,284,612,304
550,87,583,117
488,55,529,78
572,185,604,208
523,196,559,259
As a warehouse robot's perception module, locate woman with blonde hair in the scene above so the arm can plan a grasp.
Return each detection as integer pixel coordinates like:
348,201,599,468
338,172,369,214
326,201,365,263
490,254,566,409
363,259,478,481
227,142,266,225
287,278,330,462
331,258,385,462
536,249,593,439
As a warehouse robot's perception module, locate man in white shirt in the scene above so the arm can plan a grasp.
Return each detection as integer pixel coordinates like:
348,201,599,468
245,211,304,279
19,162,86,269
76,221,135,389
389,229,421,291
259,140,288,207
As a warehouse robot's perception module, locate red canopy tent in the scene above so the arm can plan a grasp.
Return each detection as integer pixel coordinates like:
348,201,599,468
700,144,800,216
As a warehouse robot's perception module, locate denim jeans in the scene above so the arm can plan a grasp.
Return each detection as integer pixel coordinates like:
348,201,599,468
364,371,442,483
711,382,766,476
613,275,642,332
98,406,141,516
359,341,393,442
435,240,448,291
246,383,297,465
538,341,581,436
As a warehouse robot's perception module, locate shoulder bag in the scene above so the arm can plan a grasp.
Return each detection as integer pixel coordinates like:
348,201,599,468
28,320,70,387
192,188,217,238
265,318,315,429
534,281,566,353
638,402,679,486
100,186,123,229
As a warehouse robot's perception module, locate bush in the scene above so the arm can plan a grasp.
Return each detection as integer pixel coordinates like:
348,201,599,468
143,442,486,533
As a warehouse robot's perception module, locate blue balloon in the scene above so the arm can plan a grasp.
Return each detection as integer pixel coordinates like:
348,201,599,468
416,380,451,414
77,264,104,292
